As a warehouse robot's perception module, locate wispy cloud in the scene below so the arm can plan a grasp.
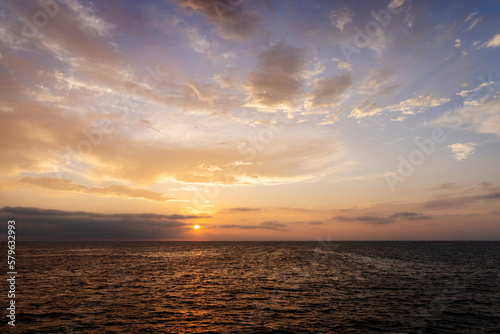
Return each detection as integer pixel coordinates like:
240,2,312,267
424,192,500,209
349,100,383,118
332,212,432,225
306,72,352,109
223,207,262,212
387,94,449,114
21,177,174,202
447,143,477,161
219,220,288,230
464,12,482,31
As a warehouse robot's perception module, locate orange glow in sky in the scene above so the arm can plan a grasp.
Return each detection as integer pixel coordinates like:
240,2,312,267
0,0,499,241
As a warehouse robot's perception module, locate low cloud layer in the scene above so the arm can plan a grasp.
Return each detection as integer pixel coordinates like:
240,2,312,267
0,206,208,240
224,207,262,212
424,192,500,209
219,220,287,230
332,212,432,225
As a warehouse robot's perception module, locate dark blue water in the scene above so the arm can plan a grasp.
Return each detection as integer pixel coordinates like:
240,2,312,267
2,241,500,333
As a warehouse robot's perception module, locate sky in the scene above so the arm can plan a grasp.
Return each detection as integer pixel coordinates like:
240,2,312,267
0,0,499,241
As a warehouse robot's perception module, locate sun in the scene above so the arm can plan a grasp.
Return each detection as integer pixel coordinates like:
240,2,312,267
194,225,200,230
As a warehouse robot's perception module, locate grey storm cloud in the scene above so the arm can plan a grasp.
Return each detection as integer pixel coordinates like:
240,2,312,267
0,206,209,240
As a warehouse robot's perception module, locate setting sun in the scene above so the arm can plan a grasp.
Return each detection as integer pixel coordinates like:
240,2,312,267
194,225,200,230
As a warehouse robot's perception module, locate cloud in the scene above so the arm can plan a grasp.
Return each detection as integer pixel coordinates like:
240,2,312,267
433,98,500,137
388,0,407,11
0,97,339,187
332,58,353,71
0,1,120,63
349,100,383,118
0,101,235,184
390,115,407,122
424,192,500,209
187,29,210,53
0,206,207,240
432,181,498,194
173,0,262,41
480,34,500,48
20,176,173,201
319,113,340,125
0,1,227,116
329,9,352,32
387,94,449,114
464,12,482,31
454,39,462,48
333,215,394,224
64,0,115,37
219,220,287,230
260,220,287,229
389,212,432,220
308,221,323,225
457,80,496,97
447,143,477,161
332,212,431,225
224,207,262,212
0,206,208,220
245,45,306,111
359,67,394,93
234,126,338,183
306,72,352,109
432,182,466,191
0,0,244,119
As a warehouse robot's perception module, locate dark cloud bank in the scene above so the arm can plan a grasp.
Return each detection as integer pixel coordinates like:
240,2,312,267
0,206,208,240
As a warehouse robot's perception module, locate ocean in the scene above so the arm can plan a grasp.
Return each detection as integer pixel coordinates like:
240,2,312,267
3,241,500,333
